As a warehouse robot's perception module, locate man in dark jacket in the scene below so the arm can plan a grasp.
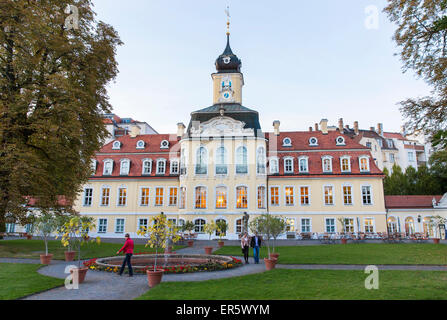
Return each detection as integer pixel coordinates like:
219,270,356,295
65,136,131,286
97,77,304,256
117,233,134,277
250,233,262,264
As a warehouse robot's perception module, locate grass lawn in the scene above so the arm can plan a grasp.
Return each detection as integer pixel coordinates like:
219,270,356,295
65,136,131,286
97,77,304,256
214,243,447,265
138,269,447,300
0,263,64,300
0,240,185,260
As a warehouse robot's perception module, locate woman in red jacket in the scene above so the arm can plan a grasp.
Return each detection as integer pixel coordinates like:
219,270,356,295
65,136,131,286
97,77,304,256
116,233,134,277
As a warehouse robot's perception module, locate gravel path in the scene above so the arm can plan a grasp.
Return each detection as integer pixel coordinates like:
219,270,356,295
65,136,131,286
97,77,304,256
276,264,447,271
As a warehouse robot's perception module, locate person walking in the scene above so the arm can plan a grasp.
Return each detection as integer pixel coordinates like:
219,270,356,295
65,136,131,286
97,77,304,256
240,232,250,264
250,232,262,264
117,233,134,277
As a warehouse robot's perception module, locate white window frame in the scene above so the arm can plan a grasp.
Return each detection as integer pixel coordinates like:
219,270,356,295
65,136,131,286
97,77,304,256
235,145,248,175
361,185,373,205
235,185,249,209
342,184,354,206
299,186,310,206
282,137,292,147
300,218,312,233
83,187,93,207
215,146,228,176
117,186,127,207
142,159,152,175
103,159,114,176
309,137,318,146
154,187,164,207
194,186,207,209
156,159,166,175
257,185,267,209
359,156,370,172
323,185,335,206
168,187,178,206
160,140,170,149
340,156,351,173
269,157,279,174
322,156,333,173
284,186,295,206
215,185,228,209
100,186,110,207
115,218,125,234
284,157,294,174
179,186,186,209
270,186,280,206
336,136,346,146
364,217,375,233
325,218,336,233
120,159,130,176
170,159,179,175
195,146,208,175
97,218,108,234
193,218,206,234
140,187,150,207
298,156,309,173
112,141,121,150
256,146,267,175
136,140,145,149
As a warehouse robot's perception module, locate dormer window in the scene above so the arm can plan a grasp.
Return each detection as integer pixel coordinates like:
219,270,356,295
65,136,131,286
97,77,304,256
142,159,152,175
322,156,333,173
282,138,292,147
170,159,179,175
156,159,166,175
91,159,97,174
309,137,318,146
136,140,145,149
269,157,279,174
120,159,130,175
359,156,370,172
112,141,121,150
336,136,346,146
340,156,351,172
103,159,114,176
299,156,309,173
160,140,169,149
284,157,294,174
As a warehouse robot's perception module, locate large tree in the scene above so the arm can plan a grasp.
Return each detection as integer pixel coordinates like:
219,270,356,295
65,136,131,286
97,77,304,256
0,1,122,232
385,0,447,137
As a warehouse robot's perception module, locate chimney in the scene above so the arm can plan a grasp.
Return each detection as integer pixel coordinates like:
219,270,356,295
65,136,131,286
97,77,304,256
129,125,141,138
273,120,281,136
315,123,319,131
177,122,185,139
377,123,383,136
309,127,313,132
354,121,359,135
338,118,344,133
320,119,328,135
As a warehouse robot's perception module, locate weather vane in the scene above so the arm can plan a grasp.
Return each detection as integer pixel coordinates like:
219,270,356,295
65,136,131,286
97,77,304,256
225,6,230,35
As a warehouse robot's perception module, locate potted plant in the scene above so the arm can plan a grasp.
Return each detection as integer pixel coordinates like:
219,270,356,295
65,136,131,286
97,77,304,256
203,221,217,254
429,216,446,244
138,214,181,288
182,220,195,247
55,215,76,261
338,217,348,244
250,214,277,271
60,216,98,284
216,220,228,248
34,213,58,264
269,216,287,261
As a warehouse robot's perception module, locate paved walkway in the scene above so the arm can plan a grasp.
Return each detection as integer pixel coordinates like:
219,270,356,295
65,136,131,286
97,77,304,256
2,243,447,300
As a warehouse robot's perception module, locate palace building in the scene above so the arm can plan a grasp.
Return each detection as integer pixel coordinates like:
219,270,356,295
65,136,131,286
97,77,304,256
73,30,389,240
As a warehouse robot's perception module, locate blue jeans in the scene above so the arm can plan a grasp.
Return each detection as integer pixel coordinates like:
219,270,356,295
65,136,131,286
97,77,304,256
120,253,133,276
253,246,260,263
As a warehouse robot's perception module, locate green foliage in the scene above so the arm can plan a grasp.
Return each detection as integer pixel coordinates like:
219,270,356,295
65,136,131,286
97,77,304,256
249,214,287,256
216,220,228,240
181,220,195,234
34,214,58,255
0,0,122,232
203,221,217,240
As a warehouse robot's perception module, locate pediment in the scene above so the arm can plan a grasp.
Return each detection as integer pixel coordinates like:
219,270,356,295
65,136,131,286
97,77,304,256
190,116,254,137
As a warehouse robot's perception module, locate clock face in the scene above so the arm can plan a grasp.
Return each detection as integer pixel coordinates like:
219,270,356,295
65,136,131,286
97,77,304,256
222,91,232,100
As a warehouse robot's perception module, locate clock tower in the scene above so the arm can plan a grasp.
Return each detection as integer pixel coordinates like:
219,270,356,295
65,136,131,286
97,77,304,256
212,21,244,105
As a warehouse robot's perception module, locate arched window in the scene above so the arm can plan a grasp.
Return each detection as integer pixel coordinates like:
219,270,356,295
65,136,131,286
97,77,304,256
195,187,207,209
359,156,370,172
257,186,266,209
405,217,415,236
284,157,294,174
340,157,351,172
299,157,308,173
256,147,266,174
194,219,206,233
215,218,227,237
156,159,166,175
215,186,227,209
236,186,248,209
322,157,332,173
170,159,179,174
215,146,228,175
120,159,130,175
387,217,397,233
236,146,248,174
195,147,208,175
142,159,152,175
103,160,114,175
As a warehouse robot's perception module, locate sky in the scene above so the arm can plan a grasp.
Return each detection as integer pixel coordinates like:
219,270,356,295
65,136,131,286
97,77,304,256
91,0,432,134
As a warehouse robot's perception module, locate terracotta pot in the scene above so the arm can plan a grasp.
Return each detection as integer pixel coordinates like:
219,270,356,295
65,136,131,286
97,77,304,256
204,246,213,255
433,238,440,244
40,254,53,265
341,238,347,244
71,267,88,284
65,251,76,262
269,253,280,260
218,241,224,248
187,240,194,247
147,270,164,288
264,258,277,271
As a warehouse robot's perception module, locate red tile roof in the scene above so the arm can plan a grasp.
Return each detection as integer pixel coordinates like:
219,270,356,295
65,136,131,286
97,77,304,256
383,132,406,140
100,134,179,154
385,195,443,209
26,196,71,207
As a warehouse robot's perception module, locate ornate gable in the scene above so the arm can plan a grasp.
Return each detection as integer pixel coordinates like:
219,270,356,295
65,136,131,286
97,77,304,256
190,116,254,137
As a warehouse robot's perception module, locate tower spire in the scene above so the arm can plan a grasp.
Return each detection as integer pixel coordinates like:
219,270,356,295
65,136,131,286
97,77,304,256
225,6,230,36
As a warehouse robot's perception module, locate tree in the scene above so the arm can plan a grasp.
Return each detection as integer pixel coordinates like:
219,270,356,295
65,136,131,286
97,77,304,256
384,0,447,137
34,213,58,256
0,1,122,233
216,220,228,241
203,221,217,241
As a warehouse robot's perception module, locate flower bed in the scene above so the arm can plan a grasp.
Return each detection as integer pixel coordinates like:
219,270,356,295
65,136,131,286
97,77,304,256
84,256,243,274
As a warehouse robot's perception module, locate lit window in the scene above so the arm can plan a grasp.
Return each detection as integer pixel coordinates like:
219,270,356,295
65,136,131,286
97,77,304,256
299,157,308,173
142,159,152,175
343,186,352,205
169,187,178,206
195,147,208,175
215,146,228,175
359,157,370,172
286,218,295,232
284,158,294,174
194,219,206,233
155,187,164,206
83,188,93,206
103,160,113,175
101,187,110,206
270,187,279,206
364,218,374,233
324,186,334,205
120,159,130,175
285,187,294,206
140,188,150,206
256,147,266,175
195,187,207,209
362,186,372,205
344,218,355,233
269,158,279,174
215,186,227,209
156,159,166,175
341,157,350,172
322,157,332,173
236,146,248,174
257,186,266,209
300,187,310,205
301,218,311,233
179,187,186,209
118,187,127,206
236,186,248,209
98,219,107,233
325,218,335,233
115,219,125,234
